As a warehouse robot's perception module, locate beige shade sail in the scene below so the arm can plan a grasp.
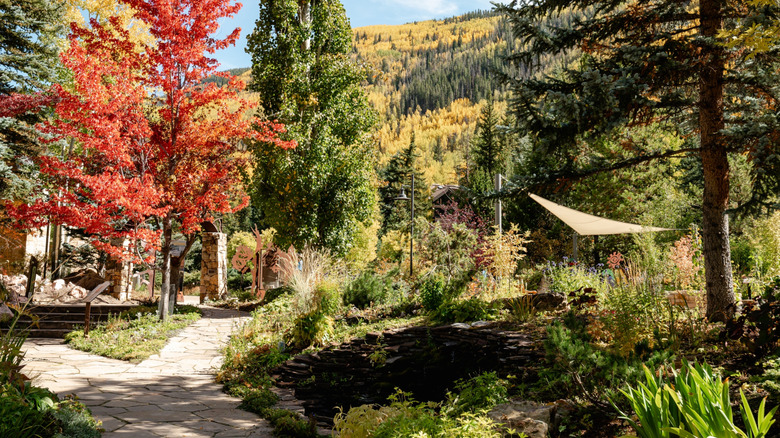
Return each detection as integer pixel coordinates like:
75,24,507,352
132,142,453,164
529,193,675,236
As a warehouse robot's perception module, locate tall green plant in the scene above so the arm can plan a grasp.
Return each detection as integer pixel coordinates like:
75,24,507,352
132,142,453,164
247,0,377,255
615,360,777,438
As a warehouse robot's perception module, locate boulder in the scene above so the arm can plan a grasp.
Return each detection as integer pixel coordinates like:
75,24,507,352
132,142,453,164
0,303,13,322
530,292,565,311
63,269,107,291
68,286,88,300
489,400,554,438
0,274,27,296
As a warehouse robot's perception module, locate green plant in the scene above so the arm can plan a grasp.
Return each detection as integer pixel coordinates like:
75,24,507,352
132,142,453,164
598,267,669,356
725,277,780,357
276,246,331,316
539,312,671,409
343,271,392,309
64,308,201,362
289,310,332,349
239,387,279,415
506,295,536,323
444,372,508,416
368,342,388,368
420,274,446,312
333,389,504,438
52,397,102,438
615,360,778,438
265,408,321,438
430,298,500,324
0,393,58,438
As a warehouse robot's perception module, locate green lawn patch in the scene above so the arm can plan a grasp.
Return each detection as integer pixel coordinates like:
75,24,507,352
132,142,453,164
64,305,201,363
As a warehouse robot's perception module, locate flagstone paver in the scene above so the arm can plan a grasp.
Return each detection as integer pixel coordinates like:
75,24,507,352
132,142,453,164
22,306,276,437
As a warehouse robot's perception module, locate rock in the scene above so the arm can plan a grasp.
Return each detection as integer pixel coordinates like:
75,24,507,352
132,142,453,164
0,274,27,296
0,303,13,322
488,400,554,438
63,269,107,291
69,286,88,300
530,292,565,311
52,279,66,290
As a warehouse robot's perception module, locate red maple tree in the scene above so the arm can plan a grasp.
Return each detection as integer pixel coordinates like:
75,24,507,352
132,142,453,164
11,0,294,317
10,19,163,260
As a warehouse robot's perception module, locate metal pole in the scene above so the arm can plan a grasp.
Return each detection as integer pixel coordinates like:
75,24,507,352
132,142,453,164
41,223,50,278
572,233,578,262
495,173,502,233
410,173,414,278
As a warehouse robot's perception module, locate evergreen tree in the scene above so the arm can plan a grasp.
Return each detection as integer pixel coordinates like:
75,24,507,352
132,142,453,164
247,0,377,255
379,135,429,232
497,0,780,320
461,99,508,220
0,0,64,199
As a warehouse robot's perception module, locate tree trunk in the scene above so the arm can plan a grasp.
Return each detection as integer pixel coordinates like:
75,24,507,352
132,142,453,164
158,226,197,320
299,1,311,51
158,216,173,320
699,0,735,322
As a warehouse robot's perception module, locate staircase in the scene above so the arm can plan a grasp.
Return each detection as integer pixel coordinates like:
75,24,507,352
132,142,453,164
2,304,139,338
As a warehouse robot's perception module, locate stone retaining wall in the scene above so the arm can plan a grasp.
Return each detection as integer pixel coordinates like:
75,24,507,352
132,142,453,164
273,322,543,424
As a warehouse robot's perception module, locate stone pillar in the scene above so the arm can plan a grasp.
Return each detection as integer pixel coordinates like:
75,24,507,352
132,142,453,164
200,232,227,303
105,258,130,300
105,239,131,300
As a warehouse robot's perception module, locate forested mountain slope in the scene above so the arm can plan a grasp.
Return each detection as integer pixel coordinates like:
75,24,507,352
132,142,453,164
352,10,514,185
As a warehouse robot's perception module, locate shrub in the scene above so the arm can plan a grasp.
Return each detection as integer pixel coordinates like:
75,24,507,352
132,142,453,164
52,397,102,438
544,260,609,298
276,246,330,316
289,310,332,349
480,225,530,297
333,389,502,438
725,277,780,358
343,271,392,309
431,298,500,324
538,312,671,409
227,268,252,293
444,372,508,416
182,270,201,287
264,285,294,303
265,409,320,438
239,388,279,415
420,274,446,312
0,393,58,438
598,268,669,356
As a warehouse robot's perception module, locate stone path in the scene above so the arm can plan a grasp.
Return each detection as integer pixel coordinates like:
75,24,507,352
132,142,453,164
22,306,276,437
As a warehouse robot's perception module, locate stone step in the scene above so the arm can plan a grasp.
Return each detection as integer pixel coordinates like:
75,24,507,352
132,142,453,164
2,304,140,338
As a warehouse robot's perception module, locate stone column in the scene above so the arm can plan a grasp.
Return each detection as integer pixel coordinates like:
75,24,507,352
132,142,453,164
200,232,227,303
105,258,130,300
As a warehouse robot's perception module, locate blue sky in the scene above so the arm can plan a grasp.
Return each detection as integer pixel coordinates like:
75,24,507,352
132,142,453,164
213,0,498,69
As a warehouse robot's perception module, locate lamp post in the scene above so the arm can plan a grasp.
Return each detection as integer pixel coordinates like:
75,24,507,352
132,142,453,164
394,173,414,278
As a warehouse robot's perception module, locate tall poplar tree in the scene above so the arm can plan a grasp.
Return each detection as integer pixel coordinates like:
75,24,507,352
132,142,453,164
247,0,377,255
497,0,780,320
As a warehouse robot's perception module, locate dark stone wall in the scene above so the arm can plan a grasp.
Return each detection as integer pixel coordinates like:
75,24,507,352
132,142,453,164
273,322,543,424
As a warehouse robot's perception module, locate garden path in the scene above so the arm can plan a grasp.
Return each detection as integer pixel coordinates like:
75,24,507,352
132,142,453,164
21,306,275,438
